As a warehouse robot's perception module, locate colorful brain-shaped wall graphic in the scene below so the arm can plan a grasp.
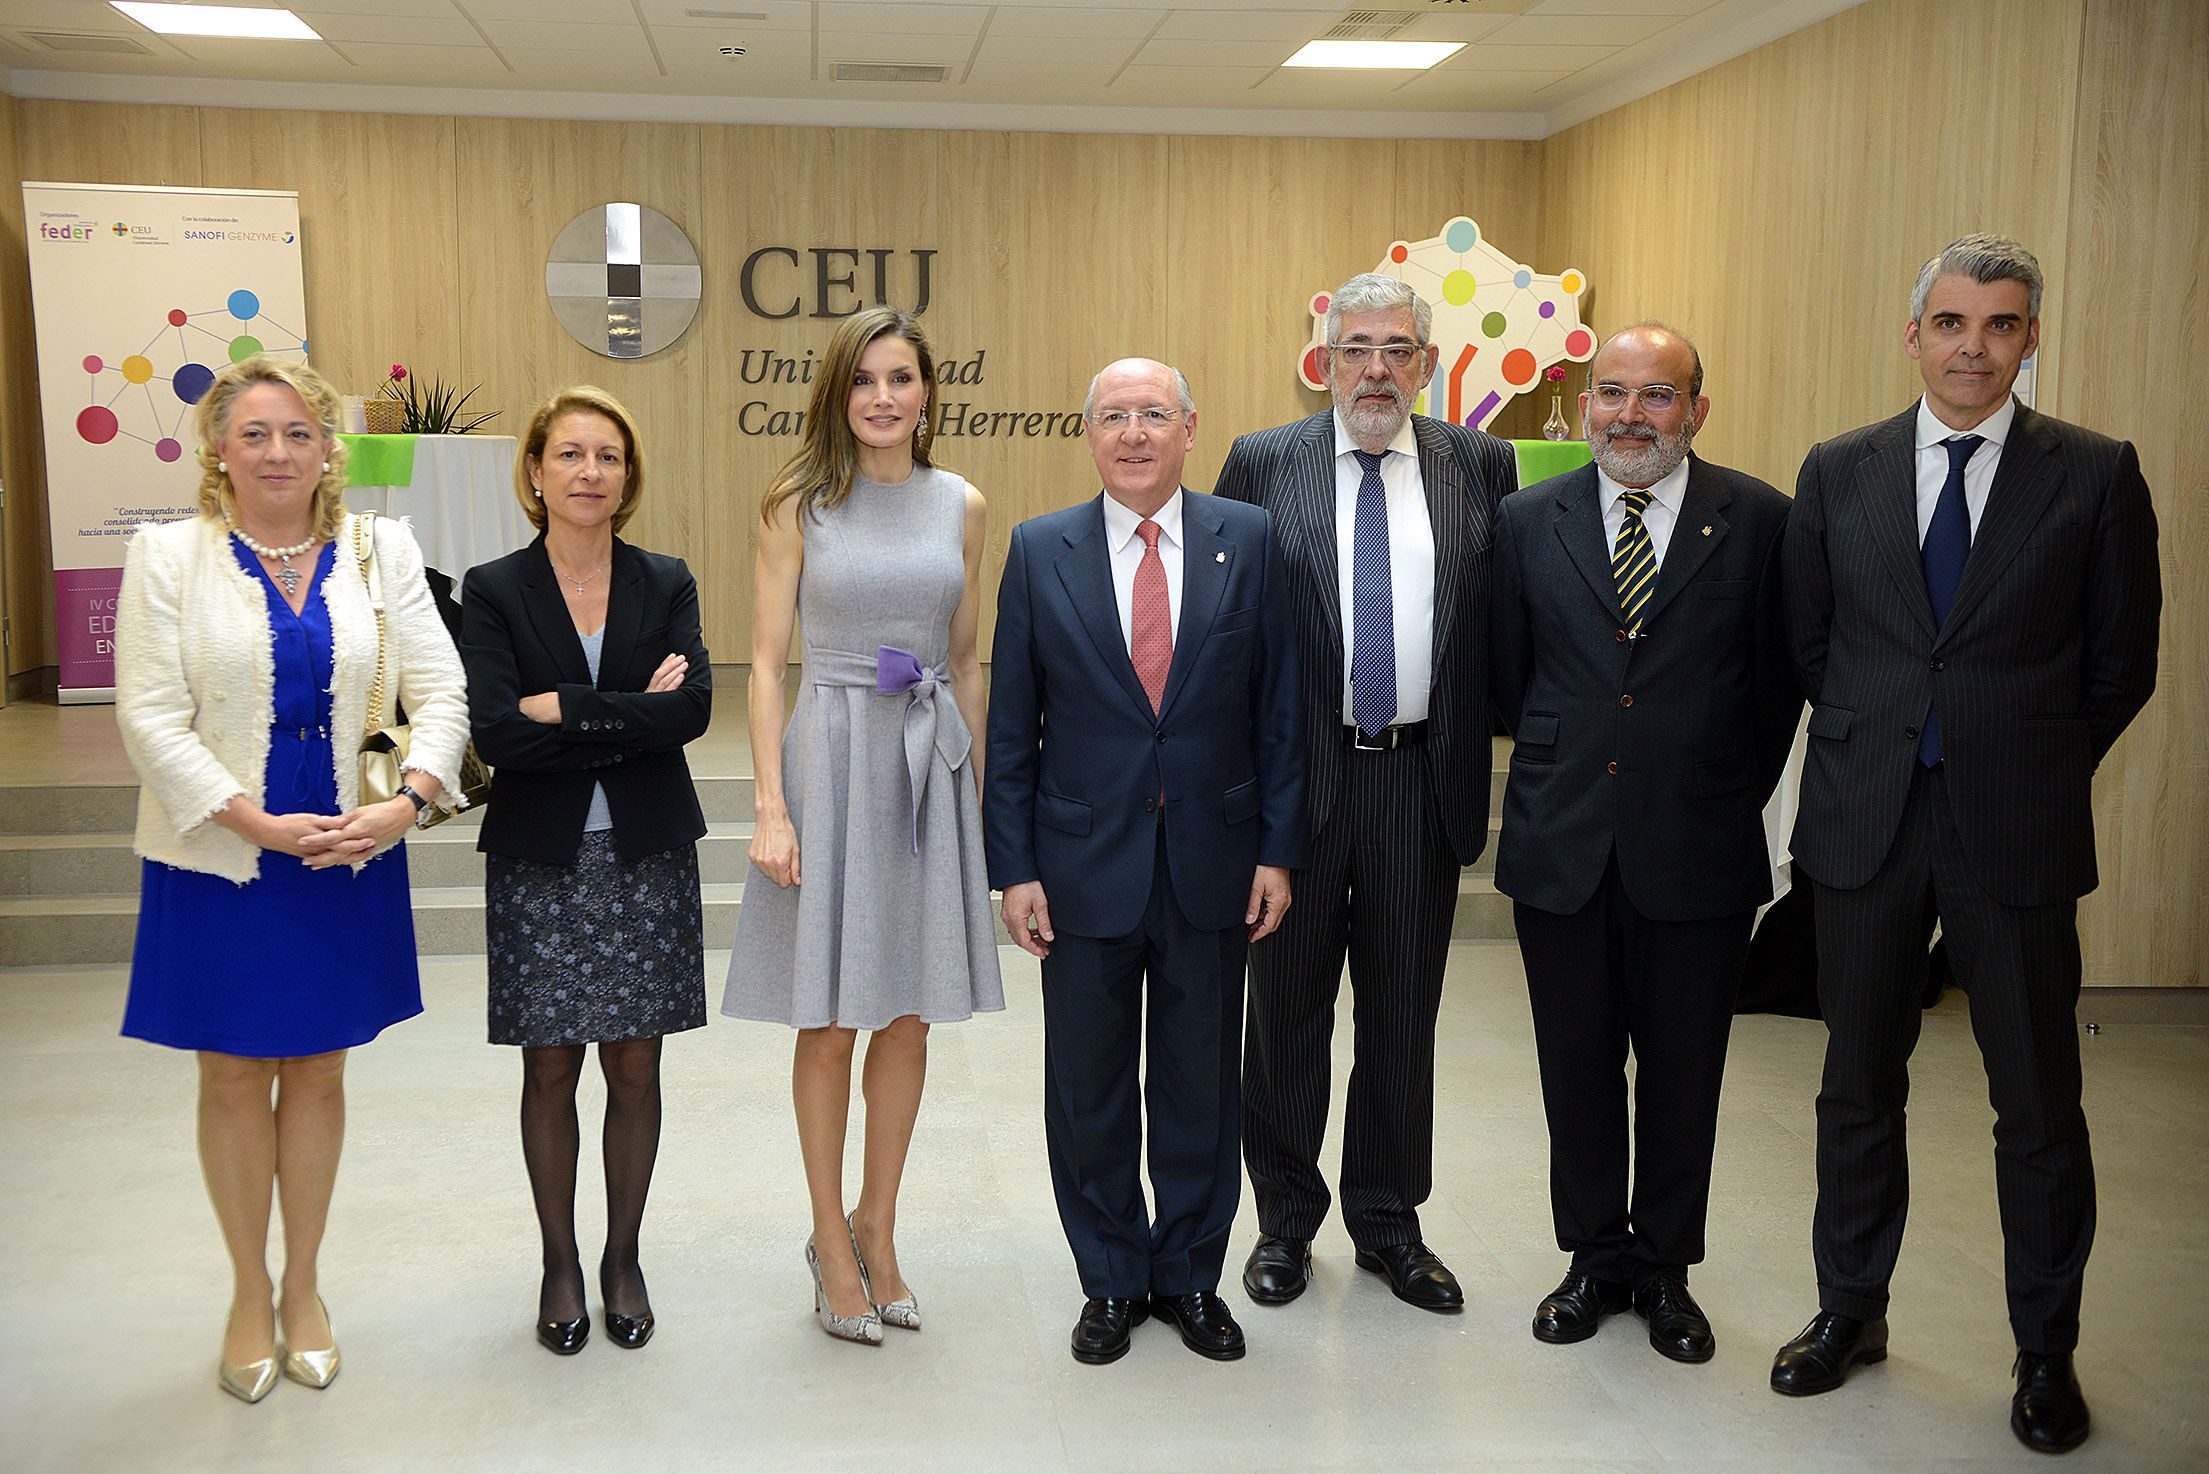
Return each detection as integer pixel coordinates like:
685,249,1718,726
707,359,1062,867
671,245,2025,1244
1299,217,1593,431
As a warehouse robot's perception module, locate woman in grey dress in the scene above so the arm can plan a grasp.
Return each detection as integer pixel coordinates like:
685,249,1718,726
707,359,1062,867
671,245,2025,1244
724,306,1004,1344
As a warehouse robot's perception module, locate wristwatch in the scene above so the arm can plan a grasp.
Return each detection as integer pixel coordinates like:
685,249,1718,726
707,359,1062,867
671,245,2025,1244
397,783,432,826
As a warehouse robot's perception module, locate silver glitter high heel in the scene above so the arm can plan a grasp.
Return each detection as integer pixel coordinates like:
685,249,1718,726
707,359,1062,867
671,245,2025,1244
848,1212,920,1332
806,1235,882,1346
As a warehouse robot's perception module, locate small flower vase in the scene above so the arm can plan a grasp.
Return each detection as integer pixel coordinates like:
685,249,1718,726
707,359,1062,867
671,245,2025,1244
1541,394,1571,442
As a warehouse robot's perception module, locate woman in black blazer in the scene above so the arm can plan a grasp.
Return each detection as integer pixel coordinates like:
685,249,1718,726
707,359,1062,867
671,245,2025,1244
459,386,712,1355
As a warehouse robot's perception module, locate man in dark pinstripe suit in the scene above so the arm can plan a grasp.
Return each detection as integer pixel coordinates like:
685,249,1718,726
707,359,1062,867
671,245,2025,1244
1772,236,2161,1456
1215,273,1516,1313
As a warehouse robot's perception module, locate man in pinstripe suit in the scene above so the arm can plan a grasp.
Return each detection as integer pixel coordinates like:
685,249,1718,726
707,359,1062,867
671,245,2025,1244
1492,324,1800,1365
1772,236,2161,1455
1216,273,1516,1313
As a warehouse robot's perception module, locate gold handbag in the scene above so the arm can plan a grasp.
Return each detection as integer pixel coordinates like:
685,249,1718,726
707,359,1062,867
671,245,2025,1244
354,513,491,831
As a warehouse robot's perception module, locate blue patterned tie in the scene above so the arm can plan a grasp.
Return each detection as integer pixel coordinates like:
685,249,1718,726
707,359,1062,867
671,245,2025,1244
1349,448,1396,738
1918,433,1983,766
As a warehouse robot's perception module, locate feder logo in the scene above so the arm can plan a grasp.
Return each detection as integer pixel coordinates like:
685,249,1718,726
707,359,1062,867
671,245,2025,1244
39,221,95,242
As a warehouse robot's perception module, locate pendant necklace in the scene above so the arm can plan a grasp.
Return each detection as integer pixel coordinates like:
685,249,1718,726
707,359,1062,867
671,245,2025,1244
553,558,610,597
229,522,318,597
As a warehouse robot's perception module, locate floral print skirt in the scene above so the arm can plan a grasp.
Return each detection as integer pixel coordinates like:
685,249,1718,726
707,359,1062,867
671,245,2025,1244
485,833,706,1047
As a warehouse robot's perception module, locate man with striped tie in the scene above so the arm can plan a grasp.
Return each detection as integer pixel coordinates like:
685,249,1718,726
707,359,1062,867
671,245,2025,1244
1490,323,1798,1363
1773,236,2161,1455
1216,274,1516,1314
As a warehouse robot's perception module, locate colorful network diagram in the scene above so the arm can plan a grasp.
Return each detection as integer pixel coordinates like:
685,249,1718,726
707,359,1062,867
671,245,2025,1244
1299,216,1594,431
73,288,306,463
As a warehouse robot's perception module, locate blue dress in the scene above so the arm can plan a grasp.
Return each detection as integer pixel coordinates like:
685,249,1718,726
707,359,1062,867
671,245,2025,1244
121,538,424,1057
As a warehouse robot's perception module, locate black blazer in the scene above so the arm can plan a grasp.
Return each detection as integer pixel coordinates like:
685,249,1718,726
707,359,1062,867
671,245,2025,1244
1213,410,1513,866
984,490,1308,938
459,536,713,866
1784,402,2161,906
1491,456,1800,921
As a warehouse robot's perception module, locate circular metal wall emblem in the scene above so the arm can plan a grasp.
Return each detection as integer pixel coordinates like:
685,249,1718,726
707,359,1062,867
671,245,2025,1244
544,203,701,359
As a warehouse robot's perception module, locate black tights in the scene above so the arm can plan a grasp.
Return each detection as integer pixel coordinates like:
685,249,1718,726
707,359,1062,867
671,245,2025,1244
520,1037,664,1321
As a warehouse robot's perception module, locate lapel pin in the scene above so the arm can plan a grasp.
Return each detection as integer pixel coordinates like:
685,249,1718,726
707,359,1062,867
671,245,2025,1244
1215,551,1226,563
1700,525,1712,536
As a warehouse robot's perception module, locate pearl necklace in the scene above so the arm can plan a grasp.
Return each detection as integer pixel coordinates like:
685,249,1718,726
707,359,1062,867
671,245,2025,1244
229,521,319,598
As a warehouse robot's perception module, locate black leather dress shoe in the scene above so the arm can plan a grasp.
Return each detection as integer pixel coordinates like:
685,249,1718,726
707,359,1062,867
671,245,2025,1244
536,1315,590,1355
1354,1241,1464,1313
1242,1236,1313,1305
1532,1270,1632,1344
1632,1270,1714,1363
2011,1351,2090,1454
604,1309,655,1350
1149,1291,1246,1361
1769,1310,1888,1395
1070,1297,1148,1365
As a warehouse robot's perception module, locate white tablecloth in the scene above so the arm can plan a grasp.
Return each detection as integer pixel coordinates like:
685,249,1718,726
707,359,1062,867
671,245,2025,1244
345,435,529,593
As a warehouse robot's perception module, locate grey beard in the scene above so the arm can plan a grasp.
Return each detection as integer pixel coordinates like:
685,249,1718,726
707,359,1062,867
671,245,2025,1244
1589,424,1691,485
1340,388,1410,444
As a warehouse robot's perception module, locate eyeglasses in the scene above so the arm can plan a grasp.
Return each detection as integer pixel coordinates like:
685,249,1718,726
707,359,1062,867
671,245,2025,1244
1087,407,1184,433
1591,383,1684,412
1328,342,1425,369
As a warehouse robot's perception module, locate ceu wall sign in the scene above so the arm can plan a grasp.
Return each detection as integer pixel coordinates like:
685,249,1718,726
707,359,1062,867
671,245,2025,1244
542,206,1084,439
1300,216,1593,430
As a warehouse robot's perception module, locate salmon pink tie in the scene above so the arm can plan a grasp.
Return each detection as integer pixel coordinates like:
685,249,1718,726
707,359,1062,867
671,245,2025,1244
1131,518,1172,713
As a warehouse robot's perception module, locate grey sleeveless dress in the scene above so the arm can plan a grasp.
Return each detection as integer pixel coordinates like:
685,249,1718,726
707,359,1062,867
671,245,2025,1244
722,467,1005,1029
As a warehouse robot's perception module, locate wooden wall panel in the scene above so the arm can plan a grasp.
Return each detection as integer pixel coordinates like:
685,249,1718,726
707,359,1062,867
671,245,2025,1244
1537,0,2084,490
1,89,42,689
193,109,463,427
2060,0,2207,989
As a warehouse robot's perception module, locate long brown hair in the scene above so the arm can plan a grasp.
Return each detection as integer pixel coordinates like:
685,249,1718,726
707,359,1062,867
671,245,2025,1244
193,355,350,541
761,306,937,526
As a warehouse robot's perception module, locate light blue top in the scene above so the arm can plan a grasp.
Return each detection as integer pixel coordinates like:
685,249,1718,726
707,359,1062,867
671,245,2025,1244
578,627,613,833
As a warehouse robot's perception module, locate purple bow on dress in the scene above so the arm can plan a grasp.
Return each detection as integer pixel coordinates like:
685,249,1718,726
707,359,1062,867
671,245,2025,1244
875,644,971,853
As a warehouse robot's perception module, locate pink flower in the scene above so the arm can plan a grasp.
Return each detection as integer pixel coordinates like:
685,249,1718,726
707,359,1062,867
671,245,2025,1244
1545,365,1566,383
389,364,407,381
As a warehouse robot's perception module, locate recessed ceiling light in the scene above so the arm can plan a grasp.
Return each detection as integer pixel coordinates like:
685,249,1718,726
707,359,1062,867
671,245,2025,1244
1282,40,1464,70
109,3,322,40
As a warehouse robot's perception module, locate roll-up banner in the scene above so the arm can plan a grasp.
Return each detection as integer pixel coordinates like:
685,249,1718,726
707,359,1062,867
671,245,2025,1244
21,182,307,702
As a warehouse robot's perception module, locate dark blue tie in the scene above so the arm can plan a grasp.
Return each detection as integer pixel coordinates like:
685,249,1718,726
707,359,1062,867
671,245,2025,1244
1349,449,1396,738
1918,433,1983,766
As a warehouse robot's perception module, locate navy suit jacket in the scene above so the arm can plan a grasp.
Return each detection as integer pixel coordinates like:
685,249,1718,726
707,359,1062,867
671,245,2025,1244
1490,457,1799,921
984,489,1309,937
1784,401,2160,905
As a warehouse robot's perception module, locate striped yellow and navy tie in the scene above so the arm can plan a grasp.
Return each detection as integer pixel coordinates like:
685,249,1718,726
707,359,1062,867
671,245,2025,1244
1612,489,1656,632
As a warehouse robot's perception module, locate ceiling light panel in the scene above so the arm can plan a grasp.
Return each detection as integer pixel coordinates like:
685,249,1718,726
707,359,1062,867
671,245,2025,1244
110,3,322,39
1283,40,1466,69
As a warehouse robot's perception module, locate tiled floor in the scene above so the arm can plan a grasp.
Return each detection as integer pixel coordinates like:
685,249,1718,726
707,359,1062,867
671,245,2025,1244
6,941,2205,1472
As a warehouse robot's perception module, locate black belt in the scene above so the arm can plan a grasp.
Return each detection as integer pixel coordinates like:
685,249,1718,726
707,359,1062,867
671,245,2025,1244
1345,721,1428,752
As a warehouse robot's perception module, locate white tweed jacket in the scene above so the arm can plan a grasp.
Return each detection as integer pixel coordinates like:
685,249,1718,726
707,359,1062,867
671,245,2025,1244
115,512,470,883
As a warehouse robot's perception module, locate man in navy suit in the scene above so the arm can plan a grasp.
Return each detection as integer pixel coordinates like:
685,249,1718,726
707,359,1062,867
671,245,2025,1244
985,357,1307,1365
1773,235,2160,1455
1491,324,1799,1364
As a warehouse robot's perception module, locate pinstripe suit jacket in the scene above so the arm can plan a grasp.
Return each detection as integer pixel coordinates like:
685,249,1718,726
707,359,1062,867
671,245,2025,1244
1783,401,2161,907
1213,411,1514,865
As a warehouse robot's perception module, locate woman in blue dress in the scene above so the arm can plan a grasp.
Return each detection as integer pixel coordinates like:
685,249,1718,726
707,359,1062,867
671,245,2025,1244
113,356,470,1402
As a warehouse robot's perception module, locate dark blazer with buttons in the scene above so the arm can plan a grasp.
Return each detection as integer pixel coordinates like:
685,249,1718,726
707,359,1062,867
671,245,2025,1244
459,535,712,866
984,489,1308,938
1784,402,2161,906
1491,456,1800,921
1213,410,1513,866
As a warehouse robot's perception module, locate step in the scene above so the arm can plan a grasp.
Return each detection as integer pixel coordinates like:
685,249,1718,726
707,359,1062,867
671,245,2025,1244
0,873,1517,967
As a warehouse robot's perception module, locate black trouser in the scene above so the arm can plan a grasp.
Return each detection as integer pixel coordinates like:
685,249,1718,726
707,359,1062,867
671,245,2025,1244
1040,826,1247,1299
1809,763,2092,1354
1241,743,1459,1249
1513,855,1750,1286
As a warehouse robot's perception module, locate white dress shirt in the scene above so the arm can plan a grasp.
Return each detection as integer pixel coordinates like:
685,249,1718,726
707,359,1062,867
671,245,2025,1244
1102,487,1184,649
1914,393,2014,543
1597,454,1691,569
1333,413,1435,726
